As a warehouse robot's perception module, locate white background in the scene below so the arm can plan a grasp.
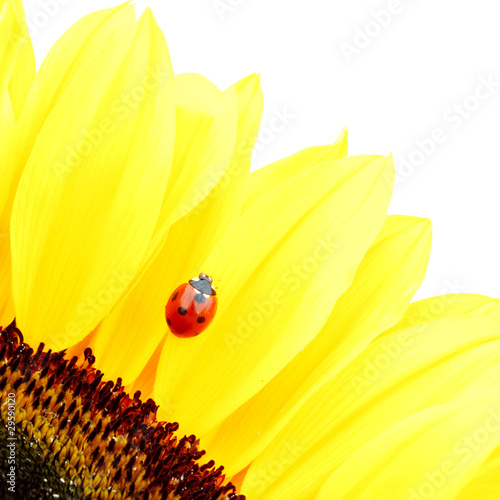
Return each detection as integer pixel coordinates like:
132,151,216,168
21,0,500,301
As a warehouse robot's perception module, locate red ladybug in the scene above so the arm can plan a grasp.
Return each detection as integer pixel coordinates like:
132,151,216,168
165,273,218,338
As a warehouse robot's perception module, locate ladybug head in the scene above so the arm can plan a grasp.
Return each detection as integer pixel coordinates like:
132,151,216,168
189,273,216,296
198,272,212,284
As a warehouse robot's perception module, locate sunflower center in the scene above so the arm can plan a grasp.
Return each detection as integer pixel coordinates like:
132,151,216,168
0,322,244,500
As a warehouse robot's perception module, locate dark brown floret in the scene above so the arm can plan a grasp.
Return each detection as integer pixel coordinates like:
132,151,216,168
0,321,244,500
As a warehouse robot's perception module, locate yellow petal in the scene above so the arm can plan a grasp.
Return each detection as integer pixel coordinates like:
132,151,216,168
206,215,432,475
90,74,261,384
0,0,21,96
243,297,500,499
457,447,500,499
242,128,348,212
0,0,29,324
155,154,394,437
11,10,176,350
0,0,20,151
0,217,14,325
0,4,136,323
7,0,35,120
135,73,238,270
186,73,263,238
0,222,14,325
21,2,134,134
317,389,500,500
382,293,500,335
1,2,135,219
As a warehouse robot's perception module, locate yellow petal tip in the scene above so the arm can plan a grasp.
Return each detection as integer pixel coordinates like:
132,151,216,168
233,73,263,97
407,216,432,236
139,6,155,24
338,126,348,139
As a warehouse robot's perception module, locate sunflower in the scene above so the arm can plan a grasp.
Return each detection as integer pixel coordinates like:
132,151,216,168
2,1,500,499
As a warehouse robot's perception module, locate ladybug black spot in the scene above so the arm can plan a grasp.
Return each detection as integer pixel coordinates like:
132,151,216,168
171,292,178,302
197,317,205,324
194,294,206,304
166,318,171,326
178,307,187,316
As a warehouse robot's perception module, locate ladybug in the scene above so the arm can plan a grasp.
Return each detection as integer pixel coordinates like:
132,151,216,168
165,273,218,338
